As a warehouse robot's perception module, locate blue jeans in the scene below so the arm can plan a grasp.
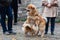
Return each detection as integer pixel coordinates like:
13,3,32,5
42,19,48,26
0,6,13,33
45,17,56,34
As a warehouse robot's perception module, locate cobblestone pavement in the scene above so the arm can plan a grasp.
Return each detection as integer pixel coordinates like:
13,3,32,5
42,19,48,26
0,21,60,40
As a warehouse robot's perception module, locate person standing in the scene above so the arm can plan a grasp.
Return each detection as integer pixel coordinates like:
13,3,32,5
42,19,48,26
42,0,58,35
11,0,21,25
0,0,16,34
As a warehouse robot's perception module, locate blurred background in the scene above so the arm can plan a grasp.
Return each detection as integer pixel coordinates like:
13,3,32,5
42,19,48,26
18,0,60,22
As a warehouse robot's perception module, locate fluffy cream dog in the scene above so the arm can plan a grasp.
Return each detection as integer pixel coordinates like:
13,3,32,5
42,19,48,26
22,4,47,37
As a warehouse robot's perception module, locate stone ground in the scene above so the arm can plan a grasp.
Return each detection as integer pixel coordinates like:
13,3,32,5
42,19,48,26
0,21,60,40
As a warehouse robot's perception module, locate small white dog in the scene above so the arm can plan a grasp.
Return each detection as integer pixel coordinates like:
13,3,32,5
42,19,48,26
22,22,38,36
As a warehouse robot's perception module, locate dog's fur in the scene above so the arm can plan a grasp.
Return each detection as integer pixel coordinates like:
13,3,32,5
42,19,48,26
22,22,38,36
22,4,47,37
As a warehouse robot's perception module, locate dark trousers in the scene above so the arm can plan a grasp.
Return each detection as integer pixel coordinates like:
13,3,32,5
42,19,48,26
12,0,18,23
0,6,13,33
45,17,56,33
19,0,21,4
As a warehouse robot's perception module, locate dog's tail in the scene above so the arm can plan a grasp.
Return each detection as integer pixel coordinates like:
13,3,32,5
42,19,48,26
42,16,47,22
22,24,31,32
42,14,47,22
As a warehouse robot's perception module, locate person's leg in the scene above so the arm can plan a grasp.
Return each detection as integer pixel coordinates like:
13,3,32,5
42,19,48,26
0,6,7,33
13,6,18,24
19,0,21,4
6,6,13,33
6,6,16,35
12,1,18,25
45,17,50,34
51,17,56,35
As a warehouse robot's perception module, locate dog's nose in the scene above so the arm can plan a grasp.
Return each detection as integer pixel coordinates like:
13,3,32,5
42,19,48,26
27,10,30,12
25,8,30,12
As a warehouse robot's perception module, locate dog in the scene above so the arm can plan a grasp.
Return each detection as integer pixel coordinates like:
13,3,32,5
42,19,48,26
22,22,38,36
22,4,47,37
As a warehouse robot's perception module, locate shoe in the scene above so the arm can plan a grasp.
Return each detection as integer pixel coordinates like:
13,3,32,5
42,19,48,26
8,32,16,35
45,32,47,35
51,33,54,35
3,32,10,35
14,23,17,25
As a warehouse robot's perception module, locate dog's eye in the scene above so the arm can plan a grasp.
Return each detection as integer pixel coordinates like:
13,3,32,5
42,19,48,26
32,7,35,10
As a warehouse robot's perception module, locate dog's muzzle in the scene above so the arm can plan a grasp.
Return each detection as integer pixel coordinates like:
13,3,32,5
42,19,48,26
25,8,30,12
27,9,30,12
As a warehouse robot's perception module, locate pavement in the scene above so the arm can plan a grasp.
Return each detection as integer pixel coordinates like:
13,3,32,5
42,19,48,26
0,21,60,40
